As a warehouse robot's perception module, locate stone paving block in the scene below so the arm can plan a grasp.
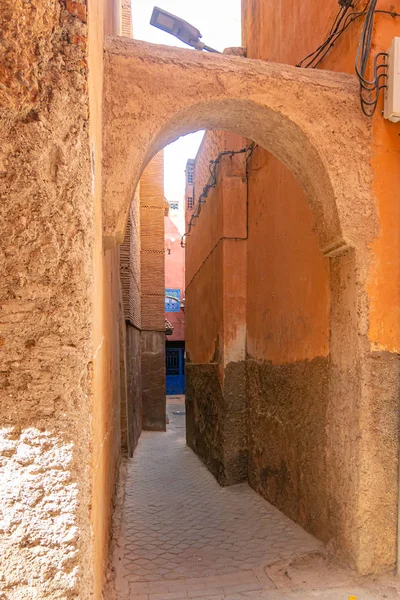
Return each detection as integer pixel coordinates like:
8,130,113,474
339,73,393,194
110,405,322,597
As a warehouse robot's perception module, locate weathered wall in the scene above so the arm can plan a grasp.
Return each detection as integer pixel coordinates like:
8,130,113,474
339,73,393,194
241,0,400,573
0,0,128,597
120,185,142,453
245,145,331,542
0,0,98,597
185,131,248,484
186,363,225,480
141,331,166,431
140,153,166,430
126,324,142,450
247,358,330,541
91,0,124,595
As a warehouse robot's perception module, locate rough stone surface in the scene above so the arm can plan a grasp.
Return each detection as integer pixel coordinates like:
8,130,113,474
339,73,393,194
126,324,142,452
0,428,80,597
102,38,376,258
246,357,330,543
223,361,248,483
141,331,166,431
185,363,224,482
0,0,94,597
186,362,248,486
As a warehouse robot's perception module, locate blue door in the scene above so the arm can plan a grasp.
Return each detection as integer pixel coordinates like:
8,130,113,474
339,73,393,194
166,347,185,395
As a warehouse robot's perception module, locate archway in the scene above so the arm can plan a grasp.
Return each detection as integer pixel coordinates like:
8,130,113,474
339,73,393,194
102,37,393,574
102,37,376,255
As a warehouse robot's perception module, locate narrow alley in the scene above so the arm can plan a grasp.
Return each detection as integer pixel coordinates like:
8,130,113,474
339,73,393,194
107,399,398,600
4,1,400,599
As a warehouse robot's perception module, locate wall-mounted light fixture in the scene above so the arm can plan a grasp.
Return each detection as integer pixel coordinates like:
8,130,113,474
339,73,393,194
150,7,220,53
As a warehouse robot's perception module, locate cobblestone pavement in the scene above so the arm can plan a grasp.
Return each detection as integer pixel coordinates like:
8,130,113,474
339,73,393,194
109,403,329,599
107,403,400,599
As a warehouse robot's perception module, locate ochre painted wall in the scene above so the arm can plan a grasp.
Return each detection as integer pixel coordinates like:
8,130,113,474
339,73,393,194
242,0,400,356
90,0,125,596
246,149,330,364
241,0,400,572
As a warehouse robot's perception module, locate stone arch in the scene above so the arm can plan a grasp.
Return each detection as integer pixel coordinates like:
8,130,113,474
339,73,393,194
102,37,377,256
102,37,395,575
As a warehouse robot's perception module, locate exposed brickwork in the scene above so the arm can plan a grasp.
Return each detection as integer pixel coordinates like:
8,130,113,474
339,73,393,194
140,153,165,332
121,0,132,38
120,188,141,329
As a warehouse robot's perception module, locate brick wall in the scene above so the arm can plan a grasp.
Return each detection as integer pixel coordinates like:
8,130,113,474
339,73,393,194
121,0,132,37
140,152,165,332
120,187,141,328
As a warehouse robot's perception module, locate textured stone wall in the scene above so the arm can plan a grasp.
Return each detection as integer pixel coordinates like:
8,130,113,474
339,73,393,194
241,0,400,574
247,358,330,541
141,332,166,431
186,364,225,481
139,153,166,430
0,0,94,596
126,324,142,450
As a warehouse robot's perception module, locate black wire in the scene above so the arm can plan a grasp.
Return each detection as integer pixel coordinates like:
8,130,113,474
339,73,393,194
297,1,355,68
181,143,257,247
296,1,398,117
297,4,399,69
354,0,388,116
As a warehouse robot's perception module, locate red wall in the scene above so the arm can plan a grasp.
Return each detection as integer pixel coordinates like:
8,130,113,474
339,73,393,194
165,215,185,341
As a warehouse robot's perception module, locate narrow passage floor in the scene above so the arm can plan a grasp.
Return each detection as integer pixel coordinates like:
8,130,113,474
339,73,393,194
107,399,399,600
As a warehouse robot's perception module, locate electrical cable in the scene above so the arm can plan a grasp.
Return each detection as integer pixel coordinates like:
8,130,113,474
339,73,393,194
296,1,398,116
355,1,388,116
181,143,257,248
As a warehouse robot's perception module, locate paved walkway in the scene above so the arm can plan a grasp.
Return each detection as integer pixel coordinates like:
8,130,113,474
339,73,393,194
107,400,400,599
109,402,325,598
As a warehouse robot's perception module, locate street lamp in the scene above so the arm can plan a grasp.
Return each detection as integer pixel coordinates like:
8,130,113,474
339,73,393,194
150,7,221,53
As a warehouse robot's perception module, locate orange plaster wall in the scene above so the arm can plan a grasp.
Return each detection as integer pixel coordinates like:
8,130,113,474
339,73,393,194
89,0,123,596
246,150,330,364
185,174,224,364
368,9,400,353
242,0,400,362
186,242,224,364
185,131,247,365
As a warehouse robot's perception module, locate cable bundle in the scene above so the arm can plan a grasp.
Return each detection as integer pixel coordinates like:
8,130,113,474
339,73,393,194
355,0,388,116
181,144,256,248
297,1,354,69
297,0,399,116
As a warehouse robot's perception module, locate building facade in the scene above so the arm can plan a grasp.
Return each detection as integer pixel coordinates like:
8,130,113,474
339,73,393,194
165,197,186,394
2,0,400,598
182,0,400,576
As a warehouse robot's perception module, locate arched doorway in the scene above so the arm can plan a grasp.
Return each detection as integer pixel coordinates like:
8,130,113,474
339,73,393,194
102,37,393,575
